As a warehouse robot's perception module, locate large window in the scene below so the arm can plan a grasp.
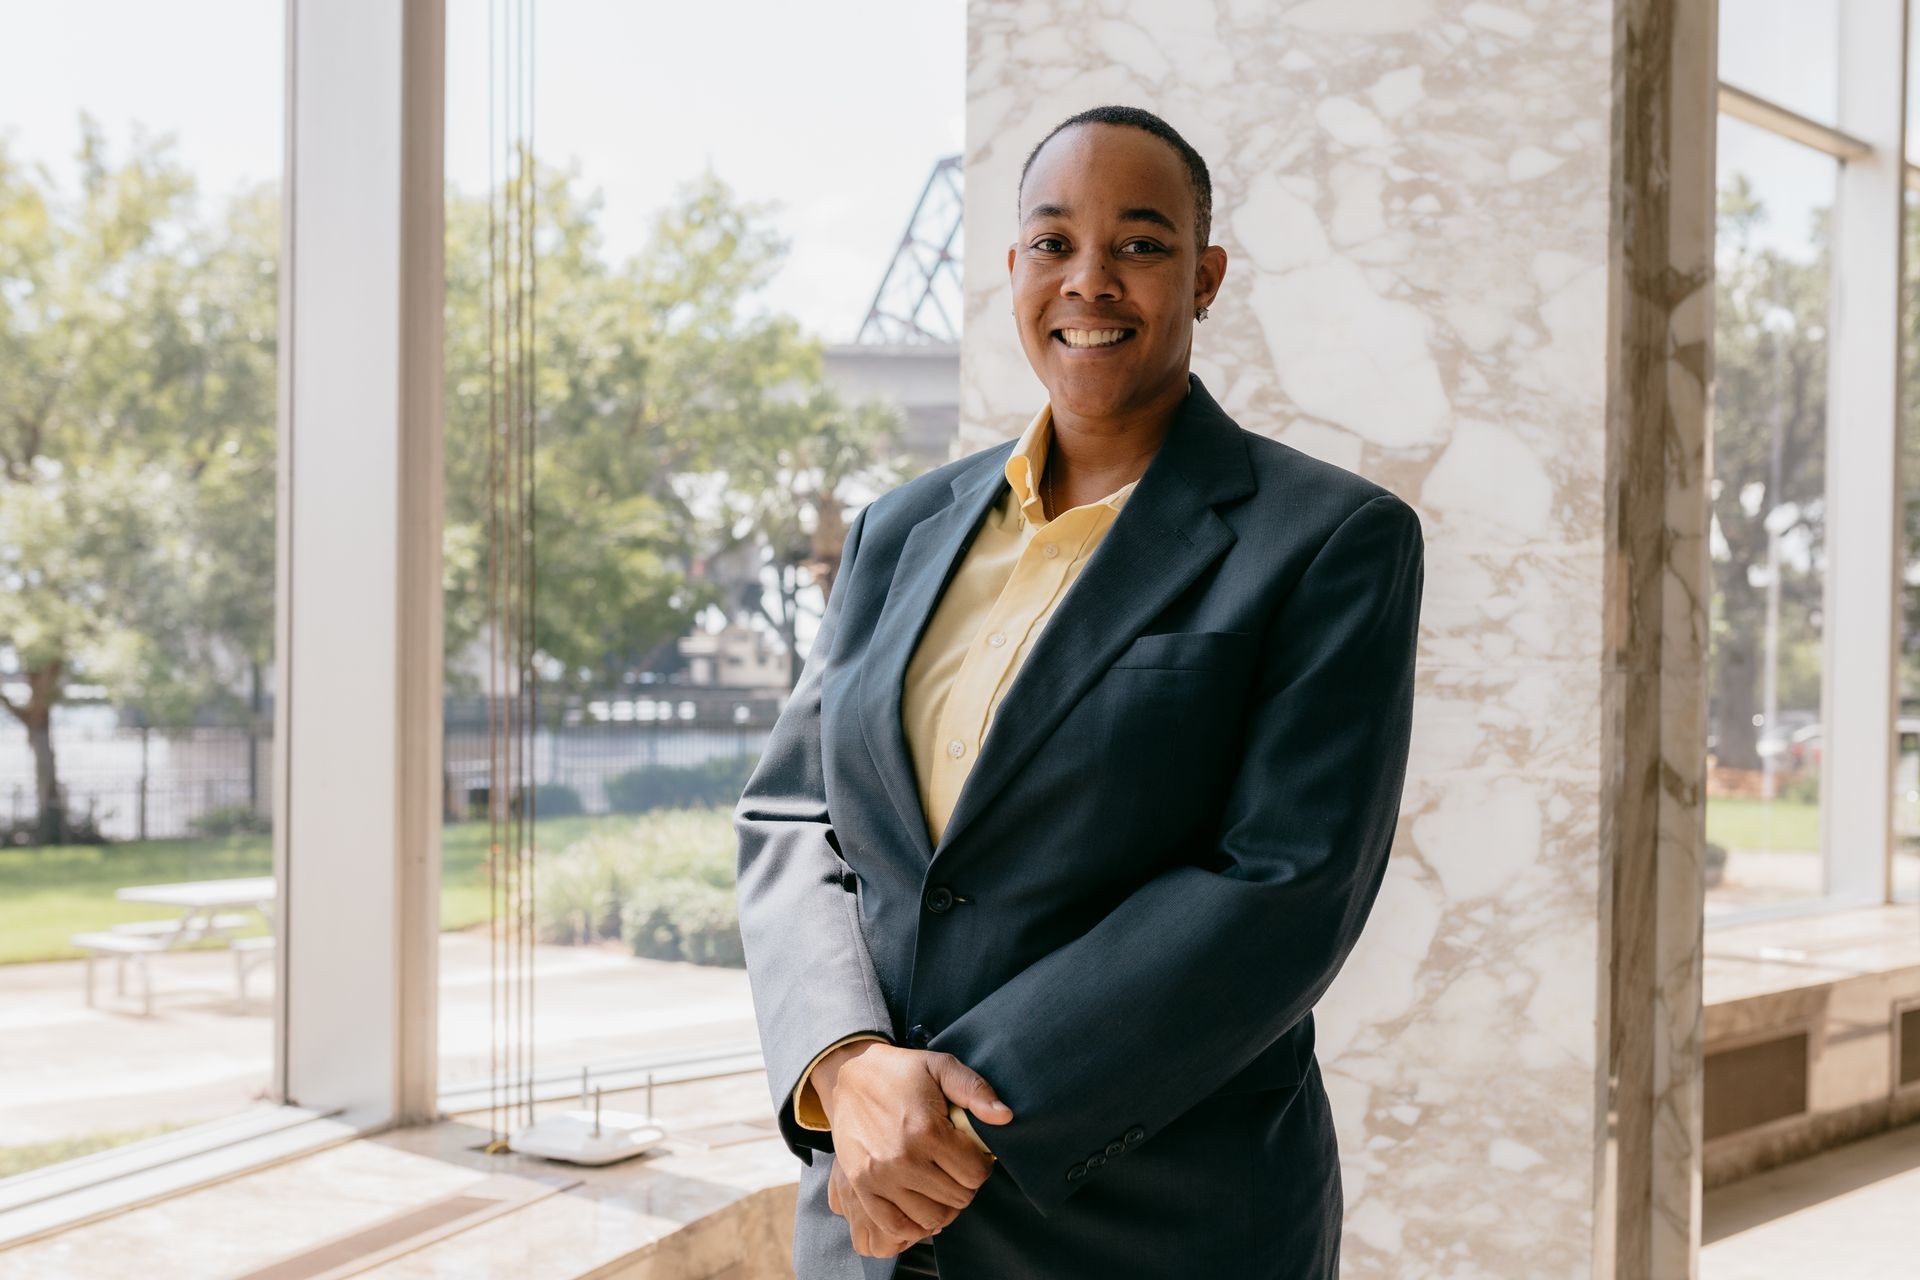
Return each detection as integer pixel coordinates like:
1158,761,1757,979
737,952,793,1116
435,0,964,1117
1712,1,1919,919
0,1,284,1175
1706,116,1836,919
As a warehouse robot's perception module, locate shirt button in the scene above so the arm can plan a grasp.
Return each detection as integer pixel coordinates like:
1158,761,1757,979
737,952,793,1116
947,739,966,758
1041,542,1059,558
988,631,1007,647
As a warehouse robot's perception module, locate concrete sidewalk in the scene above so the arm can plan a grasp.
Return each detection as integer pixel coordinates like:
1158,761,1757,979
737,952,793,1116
0,930,758,1157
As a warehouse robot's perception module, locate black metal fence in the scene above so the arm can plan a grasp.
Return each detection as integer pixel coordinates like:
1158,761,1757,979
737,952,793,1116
1,687,788,843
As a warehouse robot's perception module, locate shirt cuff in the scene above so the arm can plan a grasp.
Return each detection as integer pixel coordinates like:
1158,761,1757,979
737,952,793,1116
949,1103,995,1157
792,1032,891,1131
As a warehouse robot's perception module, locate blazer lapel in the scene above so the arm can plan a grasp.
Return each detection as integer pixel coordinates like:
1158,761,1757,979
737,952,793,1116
931,376,1255,865
857,373,1257,870
858,448,1014,865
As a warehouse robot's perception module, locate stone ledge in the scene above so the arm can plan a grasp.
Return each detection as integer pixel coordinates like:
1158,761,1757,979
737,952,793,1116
0,1073,803,1279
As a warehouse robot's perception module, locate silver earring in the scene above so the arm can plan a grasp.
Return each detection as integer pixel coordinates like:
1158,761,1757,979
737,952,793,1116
1195,306,1210,322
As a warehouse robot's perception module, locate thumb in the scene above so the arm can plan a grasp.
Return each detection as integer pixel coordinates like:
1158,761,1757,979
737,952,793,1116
931,1054,1014,1125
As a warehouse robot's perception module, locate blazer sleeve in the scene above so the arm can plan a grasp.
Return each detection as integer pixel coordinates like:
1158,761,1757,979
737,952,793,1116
926,492,1425,1216
734,502,898,1164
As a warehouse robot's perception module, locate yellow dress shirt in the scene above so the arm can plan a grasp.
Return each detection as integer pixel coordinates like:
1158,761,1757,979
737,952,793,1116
792,399,1139,1157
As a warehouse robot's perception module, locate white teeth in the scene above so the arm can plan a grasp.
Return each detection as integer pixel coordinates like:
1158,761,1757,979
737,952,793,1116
1058,327,1132,348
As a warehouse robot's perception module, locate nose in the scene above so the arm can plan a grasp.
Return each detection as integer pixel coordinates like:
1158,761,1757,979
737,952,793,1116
1061,247,1121,302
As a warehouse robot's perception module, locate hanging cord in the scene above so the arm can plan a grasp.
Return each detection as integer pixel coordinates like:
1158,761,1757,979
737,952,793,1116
483,0,538,1156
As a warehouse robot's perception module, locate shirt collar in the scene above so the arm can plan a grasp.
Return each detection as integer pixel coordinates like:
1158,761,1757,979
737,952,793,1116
1004,401,1141,529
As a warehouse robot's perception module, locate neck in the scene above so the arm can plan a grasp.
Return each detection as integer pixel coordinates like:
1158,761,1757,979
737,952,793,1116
1044,374,1189,510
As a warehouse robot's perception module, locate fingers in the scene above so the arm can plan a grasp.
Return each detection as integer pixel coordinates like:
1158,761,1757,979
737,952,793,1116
927,1052,1014,1127
856,1178,954,1237
930,1136,998,1195
823,1045,1014,1258
834,1163,936,1259
850,1214,924,1259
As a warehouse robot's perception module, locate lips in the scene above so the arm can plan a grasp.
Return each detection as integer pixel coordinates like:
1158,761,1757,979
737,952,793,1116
1052,326,1137,349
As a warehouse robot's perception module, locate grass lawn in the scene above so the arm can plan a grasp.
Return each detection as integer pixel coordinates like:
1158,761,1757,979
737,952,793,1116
0,814,645,967
1705,796,1820,853
0,1122,193,1179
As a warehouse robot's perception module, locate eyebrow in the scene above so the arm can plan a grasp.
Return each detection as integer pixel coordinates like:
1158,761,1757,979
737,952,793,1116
1024,202,1180,233
1117,206,1179,232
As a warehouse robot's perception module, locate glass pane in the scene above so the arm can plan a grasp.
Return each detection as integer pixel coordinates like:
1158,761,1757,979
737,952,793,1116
1899,187,1920,902
0,2,283,1173
1719,0,1840,127
1707,116,1836,921
438,0,963,1120
1909,8,1920,166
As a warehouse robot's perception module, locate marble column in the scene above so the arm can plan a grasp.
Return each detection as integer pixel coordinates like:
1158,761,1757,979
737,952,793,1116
960,2,1713,1276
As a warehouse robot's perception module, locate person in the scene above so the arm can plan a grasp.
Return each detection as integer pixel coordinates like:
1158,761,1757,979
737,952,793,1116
734,103,1425,1279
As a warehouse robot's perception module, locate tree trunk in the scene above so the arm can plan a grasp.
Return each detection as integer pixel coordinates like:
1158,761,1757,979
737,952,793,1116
17,659,67,844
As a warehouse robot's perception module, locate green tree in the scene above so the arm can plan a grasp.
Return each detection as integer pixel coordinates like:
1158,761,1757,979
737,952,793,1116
441,161,906,696
0,122,278,843
1,126,904,845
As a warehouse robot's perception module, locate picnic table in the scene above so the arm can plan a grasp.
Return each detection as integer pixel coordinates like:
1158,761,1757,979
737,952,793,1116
73,876,277,1015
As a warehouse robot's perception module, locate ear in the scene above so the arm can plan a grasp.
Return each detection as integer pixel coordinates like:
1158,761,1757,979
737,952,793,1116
1194,244,1229,312
1007,241,1017,279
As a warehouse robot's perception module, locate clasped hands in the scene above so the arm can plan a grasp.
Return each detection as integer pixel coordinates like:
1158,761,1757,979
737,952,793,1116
814,1039,1013,1258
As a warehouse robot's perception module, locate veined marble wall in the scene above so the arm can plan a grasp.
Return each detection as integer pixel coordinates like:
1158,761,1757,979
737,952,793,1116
962,2,1708,1276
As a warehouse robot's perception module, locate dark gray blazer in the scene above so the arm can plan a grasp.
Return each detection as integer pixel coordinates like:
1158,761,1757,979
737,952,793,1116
734,372,1424,1279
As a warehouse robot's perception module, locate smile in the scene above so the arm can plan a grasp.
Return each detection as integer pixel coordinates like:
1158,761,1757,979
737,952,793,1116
1052,327,1136,349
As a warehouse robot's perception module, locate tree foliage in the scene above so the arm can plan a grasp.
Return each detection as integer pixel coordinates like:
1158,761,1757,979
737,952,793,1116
1,124,901,842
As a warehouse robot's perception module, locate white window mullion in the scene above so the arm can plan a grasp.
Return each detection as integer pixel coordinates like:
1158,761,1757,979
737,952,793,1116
1820,0,1908,905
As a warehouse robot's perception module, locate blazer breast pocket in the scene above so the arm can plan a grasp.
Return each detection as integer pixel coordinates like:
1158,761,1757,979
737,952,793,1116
1107,628,1255,672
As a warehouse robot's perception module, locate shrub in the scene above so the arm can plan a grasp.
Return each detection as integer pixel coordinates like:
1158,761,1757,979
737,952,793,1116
604,755,760,813
1775,774,1820,806
189,803,272,838
621,877,744,968
0,801,110,847
533,807,735,949
531,784,584,818
537,838,626,945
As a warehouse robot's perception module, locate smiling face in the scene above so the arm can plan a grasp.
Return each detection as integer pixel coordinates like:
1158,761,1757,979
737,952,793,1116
1008,123,1227,424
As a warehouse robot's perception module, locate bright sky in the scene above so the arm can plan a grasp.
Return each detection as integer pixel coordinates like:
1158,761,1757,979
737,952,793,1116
0,2,1876,301
0,0,965,343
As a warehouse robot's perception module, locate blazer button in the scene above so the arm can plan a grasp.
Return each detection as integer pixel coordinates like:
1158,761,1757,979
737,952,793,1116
1065,1164,1087,1182
1105,1140,1126,1157
924,885,956,913
1123,1126,1146,1144
1085,1153,1107,1169
907,1024,933,1048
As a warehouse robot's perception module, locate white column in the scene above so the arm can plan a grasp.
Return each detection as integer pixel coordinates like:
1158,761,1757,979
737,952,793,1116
1821,0,1907,905
273,0,445,1126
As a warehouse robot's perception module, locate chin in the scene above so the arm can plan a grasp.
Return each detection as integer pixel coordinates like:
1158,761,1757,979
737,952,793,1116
1045,365,1147,419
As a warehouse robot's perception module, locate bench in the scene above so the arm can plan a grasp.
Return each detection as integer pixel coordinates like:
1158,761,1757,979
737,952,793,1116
72,913,260,1016
231,934,276,1003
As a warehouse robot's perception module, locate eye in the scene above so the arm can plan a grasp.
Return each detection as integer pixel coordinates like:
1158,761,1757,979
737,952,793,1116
1120,240,1167,255
1031,235,1068,252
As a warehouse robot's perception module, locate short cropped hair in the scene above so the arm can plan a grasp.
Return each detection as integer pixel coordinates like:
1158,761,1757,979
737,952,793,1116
1016,105,1213,250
